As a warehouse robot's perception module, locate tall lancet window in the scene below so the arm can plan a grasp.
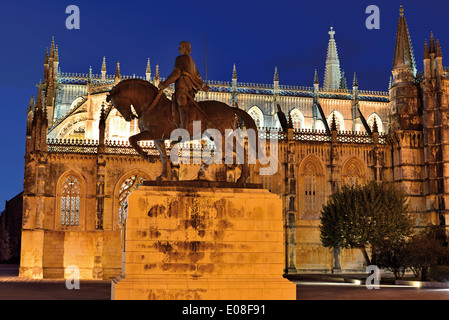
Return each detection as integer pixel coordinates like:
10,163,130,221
290,109,304,131
304,162,317,213
61,176,81,226
118,175,145,224
248,106,264,128
367,113,383,133
130,118,139,136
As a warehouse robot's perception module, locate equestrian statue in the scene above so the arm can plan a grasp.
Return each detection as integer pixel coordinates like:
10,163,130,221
106,41,258,183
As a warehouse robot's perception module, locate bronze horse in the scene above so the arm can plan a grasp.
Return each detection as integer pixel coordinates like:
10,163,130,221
106,79,258,183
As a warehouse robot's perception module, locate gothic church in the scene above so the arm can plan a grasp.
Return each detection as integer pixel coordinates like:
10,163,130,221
18,7,449,278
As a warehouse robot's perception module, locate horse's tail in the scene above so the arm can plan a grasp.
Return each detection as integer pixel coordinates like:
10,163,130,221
233,107,259,158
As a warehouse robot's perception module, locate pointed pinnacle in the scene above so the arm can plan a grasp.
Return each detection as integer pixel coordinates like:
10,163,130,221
353,72,358,87
274,66,279,82
437,39,443,58
101,56,107,72
50,36,55,57
331,112,337,131
314,69,319,84
146,58,151,74
155,64,160,78
233,63,237,79
372,116,379,133
115,61,121,78
424,39,430,59
430,32,436,53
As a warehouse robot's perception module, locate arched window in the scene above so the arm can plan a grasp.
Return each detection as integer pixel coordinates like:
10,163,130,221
315,119,326,131
367,113,383,133
304,162,317,212
299,156,325,219
290,109,304,130
327,111,345,131
107,109,127,141
248,106,264,128
60,176,81,226
129,118,139,136
342,157,365,186
118,175,145,224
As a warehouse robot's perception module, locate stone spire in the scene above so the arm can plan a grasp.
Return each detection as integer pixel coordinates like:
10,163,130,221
101,56,107,72
115,61,121,80
273,66,279,100
353,72,358,87
54,45,59,62
231,64,238,107
392,5,416,83
153,64,160,87
43,48,49,82
49,36,55,59
339,70,347,89
437,39,443,58
101,56,107,81
145,58,151,81
323,27,342,90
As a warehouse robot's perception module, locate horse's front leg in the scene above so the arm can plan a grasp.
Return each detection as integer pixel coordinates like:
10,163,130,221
129,130,153,162
154,139,172,181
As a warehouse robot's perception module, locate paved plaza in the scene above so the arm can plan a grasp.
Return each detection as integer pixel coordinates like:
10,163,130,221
1,265,448,300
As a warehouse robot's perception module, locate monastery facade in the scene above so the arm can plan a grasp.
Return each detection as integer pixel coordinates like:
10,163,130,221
18,7,449,279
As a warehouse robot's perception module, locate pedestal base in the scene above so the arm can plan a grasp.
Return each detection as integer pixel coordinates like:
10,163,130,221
111,181,296,300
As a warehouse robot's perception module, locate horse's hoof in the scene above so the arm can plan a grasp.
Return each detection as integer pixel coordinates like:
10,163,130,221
237,176,248,184
156,175,168,182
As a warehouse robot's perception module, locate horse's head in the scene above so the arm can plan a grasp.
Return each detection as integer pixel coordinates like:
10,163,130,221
107,89,135,122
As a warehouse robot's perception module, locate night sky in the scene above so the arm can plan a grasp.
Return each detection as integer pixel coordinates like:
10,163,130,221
0,0,447,210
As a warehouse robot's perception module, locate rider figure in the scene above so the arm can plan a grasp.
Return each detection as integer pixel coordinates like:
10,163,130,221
158,41,209,130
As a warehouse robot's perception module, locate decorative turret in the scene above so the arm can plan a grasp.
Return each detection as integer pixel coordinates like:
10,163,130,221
273,66,279,97
392,5,416,85
101,56,107,81
98,102,106,153
114,61,121,83
389,5,421,131
146,58,151,81
352,72,359,102
231,64,238,107
30,89,48,153
313,69,319,92
423,33,444,80
323,27,342,90
339,70,347,90
153,64,160,87
43,49,49,82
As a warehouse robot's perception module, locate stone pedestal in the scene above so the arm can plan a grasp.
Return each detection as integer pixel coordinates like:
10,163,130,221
111,181,296,300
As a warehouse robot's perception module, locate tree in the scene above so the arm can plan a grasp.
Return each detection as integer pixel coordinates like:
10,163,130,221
404,226,448,280
373,238,408,279
320,181,414,266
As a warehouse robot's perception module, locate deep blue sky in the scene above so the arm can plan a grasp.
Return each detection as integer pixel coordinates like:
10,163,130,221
0,0,448,210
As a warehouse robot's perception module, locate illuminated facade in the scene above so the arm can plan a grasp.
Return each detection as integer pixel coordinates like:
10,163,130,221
19,7,449,278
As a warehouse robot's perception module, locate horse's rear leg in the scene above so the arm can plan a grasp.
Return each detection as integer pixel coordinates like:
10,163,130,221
129,130,153,162
154,139,172,181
